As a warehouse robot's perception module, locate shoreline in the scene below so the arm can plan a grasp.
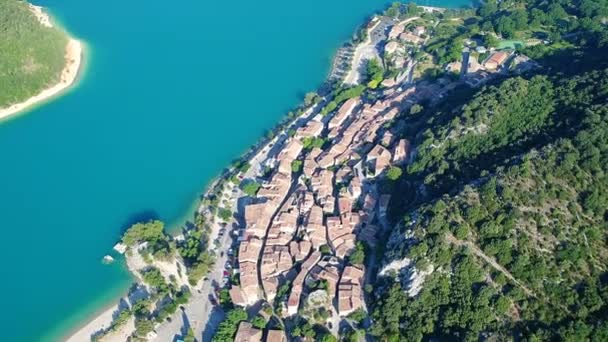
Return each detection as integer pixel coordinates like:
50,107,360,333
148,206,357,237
0,5,84,122
59,4,360,340
62,84,323,342
61,2,455,340
64,301,132,342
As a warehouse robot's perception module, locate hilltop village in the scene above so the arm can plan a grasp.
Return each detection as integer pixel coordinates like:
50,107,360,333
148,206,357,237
87,3,549,342
221,5,538,342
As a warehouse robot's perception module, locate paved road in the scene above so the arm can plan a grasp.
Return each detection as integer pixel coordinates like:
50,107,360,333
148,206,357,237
151,220,234,342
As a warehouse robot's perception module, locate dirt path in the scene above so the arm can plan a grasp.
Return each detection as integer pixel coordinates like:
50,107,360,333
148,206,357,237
445,233,535,297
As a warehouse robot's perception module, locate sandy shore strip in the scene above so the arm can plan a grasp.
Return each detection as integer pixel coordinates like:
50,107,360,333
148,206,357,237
0,38,83,121
0,5,83,121
64,303,135,342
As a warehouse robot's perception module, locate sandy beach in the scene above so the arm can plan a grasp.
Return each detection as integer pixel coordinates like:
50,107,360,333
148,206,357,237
0,5,83,121
64,303,135,342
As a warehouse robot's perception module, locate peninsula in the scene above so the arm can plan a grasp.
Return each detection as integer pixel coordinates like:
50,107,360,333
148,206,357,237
68,0,608,341
0,1,83,121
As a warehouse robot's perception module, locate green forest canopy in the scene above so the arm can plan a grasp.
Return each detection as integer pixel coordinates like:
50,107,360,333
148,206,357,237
0,0,68,108
373,38,608,342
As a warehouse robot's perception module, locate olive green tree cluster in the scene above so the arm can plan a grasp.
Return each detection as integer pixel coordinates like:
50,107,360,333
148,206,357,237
0,0,68,108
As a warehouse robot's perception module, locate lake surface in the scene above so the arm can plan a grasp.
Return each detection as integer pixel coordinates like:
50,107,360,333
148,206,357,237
0,0,472,340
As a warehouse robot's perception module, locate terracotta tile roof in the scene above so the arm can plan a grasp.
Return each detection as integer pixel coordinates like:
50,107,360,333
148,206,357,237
338,266,365,315
329,97,360,129
484,51,510,70
239,238,263,263
234,322,263,342
287,251,322,316
385,41,400,54
262,276,279,301
295,120,324,139
261,245,293,278
392,139,410,164
338,196,353,216
399,31,423,44
290,240,312,262
388,23,405,39
265,330,286,342
230,286,247,307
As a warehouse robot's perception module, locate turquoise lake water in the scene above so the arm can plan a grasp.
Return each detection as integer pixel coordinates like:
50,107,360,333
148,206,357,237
0,0,472,340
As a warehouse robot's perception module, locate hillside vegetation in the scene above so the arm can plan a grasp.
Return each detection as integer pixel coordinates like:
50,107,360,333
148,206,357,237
370,1,608,341
0,0,67,108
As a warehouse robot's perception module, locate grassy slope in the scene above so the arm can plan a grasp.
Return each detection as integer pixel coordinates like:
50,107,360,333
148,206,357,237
0,0,68,107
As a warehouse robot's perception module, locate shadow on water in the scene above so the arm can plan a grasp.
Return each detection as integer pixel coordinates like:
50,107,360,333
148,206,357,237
119,209,160,234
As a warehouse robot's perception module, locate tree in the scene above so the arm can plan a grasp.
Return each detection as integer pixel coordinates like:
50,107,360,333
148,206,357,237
410,104,423,115
384,2,401,18
511,9,528,31
366,58,384,89
219,289,232,308
241,181,261,196
236,161,251,173
347,308,367,325
110,309,132,330
321,85,365,116
478,0,497,18
320,333,337,342
134,318,155,337
174,289,191,305
529,8,546,27
406,3,421,16
131,298,152,318
319,245,331,255
495,16,516,38
548,3,568,21
315,279,329,290
301,137,325,150
179,230,202,261
304,92,321,106
122,220,165,246
213,308,248,342
291,160,303,173
141,267,168,293
301,323,315,338
188,252,215,285
348,242,366,265
184,328,196,342
251,315,267,329
483,34,499,48
217,208,232,222
387,166,403,181
343,329,361,342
